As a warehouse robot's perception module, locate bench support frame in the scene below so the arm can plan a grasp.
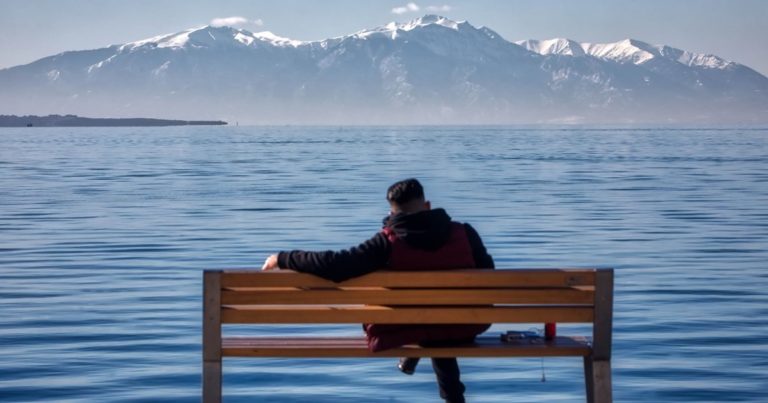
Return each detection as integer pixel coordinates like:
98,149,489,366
585,269,613,403
203,271,223,403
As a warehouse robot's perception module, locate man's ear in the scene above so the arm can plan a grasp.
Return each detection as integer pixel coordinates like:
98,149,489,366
425,201,431,210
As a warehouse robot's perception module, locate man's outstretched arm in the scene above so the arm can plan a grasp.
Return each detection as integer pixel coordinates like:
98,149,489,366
262,232,391,282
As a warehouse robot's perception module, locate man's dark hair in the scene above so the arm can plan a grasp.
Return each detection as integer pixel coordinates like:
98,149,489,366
387,178,424,205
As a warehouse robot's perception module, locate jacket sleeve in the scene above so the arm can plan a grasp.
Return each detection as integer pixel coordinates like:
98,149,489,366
276,232,391,282
464,223,495,269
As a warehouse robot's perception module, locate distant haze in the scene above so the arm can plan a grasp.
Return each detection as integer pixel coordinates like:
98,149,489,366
1,15,766,124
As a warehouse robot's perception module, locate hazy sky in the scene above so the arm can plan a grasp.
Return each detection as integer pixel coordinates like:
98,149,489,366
2,0,767,75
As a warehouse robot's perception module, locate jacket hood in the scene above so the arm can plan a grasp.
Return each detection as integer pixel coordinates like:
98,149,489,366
383,208,453,250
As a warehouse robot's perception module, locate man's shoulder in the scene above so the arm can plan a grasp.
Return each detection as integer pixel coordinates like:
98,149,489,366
460,222,488,245
458,221,480,234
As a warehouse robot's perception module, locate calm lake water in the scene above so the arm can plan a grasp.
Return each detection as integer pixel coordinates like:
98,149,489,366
1,126,767,402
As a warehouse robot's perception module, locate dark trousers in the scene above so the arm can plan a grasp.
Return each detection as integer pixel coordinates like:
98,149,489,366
398,337,476,402
430,357,466,403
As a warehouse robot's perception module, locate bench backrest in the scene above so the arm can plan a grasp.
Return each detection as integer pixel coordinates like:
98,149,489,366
204,268,613,359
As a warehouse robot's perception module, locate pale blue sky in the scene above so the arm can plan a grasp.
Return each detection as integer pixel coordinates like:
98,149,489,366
1,0,767,75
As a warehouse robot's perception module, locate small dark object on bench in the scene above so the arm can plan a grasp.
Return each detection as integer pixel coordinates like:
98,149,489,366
500,330,541,341
202,268,614,402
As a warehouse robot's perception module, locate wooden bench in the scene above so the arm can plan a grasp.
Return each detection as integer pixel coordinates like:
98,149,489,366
203,268,613,402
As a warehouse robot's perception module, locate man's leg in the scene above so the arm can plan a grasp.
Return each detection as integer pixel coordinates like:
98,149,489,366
398,357,420,375
431,357,465,403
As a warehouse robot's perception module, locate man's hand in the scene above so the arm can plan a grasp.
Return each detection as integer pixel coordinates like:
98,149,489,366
261,254,280,271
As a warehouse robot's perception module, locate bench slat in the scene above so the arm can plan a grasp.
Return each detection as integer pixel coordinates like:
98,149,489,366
222,336,592,358
220,269,596,288
221,305,594,324
221,288,595,305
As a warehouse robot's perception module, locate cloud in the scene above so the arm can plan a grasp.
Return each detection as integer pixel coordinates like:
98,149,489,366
392,2,420,15
392,3,452,15
210,16,264,28
425,5,452,12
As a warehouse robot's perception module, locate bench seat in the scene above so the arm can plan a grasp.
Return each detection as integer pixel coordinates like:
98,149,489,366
222,335,592,358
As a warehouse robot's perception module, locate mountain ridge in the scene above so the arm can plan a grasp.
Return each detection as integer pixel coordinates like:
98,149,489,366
1,15,766,124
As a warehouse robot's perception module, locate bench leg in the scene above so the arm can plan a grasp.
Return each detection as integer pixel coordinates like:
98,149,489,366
203,360,222,403
584,357,612,403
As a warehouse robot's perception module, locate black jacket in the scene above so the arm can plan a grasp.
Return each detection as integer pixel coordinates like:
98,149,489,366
277,208,494,282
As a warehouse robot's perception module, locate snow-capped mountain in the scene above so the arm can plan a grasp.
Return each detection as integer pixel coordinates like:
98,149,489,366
1,15,766,124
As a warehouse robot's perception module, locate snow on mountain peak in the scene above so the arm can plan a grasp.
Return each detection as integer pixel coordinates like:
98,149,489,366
252,31,305,47
581,38,657,64
517,37,734,70
582,38,733,68
400,14,462,31
349,15,470,41
119,28,198,51
119,25,304,51
516,38,586,57
655,44,732,69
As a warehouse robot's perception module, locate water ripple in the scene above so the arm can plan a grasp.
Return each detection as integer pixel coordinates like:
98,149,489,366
1,126,767,402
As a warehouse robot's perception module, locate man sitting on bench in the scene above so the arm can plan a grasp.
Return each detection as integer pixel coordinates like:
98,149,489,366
261,178,494,403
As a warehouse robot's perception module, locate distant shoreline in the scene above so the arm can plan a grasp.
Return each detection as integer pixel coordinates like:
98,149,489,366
0,114,227,127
